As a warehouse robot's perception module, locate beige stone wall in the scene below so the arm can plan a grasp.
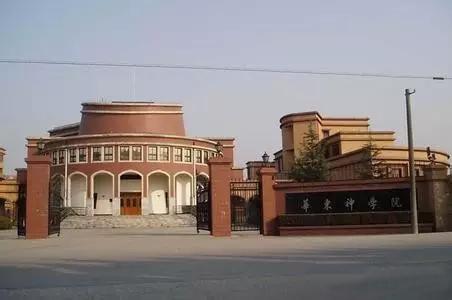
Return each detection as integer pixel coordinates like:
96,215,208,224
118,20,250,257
328,146,449,181
0,178,19,217
277,111,450,179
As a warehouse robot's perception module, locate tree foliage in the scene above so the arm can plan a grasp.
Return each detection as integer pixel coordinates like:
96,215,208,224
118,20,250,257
356,138,386,179
290,123,328,182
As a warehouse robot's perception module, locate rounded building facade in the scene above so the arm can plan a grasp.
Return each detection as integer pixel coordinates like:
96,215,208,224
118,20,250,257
43,101,234,216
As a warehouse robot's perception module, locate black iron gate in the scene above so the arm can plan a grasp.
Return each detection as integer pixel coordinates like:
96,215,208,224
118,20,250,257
196,182,211,233
17,183,26,236
48,176,63,236
230,180,261,231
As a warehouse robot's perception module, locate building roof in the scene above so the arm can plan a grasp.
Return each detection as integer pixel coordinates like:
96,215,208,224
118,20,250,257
48,122,80,133
82,101,182,107
321,130,396,143
280,111,369,124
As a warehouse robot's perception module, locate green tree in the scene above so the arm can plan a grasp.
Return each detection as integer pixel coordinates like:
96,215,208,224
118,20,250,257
356,138,385,179
290,123,328,182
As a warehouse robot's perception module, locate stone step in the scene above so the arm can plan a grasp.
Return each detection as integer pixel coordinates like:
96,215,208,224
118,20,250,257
61,214,196,229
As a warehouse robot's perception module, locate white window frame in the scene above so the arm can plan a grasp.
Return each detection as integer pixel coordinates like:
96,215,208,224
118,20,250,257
183,148,192,163
52,151,58,165
58,150,65,165
103,145,115,162
119,145,131,161
68,148,77,164
131,145,143,161
158,146,170,162
203,150,210,165
147,146,158,161
78,147,88,164
195,149,202,164
91,146,103,162
174,147,183,162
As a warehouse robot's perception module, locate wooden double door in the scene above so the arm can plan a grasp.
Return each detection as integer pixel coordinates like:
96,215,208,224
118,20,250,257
120,192,142,215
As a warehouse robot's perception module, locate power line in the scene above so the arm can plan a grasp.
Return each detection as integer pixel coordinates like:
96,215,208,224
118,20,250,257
0,58,449,81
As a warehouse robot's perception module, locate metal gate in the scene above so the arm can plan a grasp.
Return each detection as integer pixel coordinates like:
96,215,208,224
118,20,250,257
48,176,63,236
17,183,26,236
230,180,261,231
196,182,211,233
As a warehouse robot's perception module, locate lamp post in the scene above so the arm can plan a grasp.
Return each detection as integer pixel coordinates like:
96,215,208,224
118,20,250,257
262,152,269,166
215,141,224,157
37,138,45,153
405,88,418,234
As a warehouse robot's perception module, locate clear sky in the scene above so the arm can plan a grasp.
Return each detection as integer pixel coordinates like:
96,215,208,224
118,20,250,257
0,1,451,174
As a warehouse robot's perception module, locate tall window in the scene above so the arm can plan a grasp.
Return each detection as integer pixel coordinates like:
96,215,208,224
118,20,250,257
92,147,102,162
52,151,58,165
331,142,340,157
203,151,209,163
58,150,65,164
69,148,77,163
132,146,142,161
120,146,130,161
104,146,113,161
159,146,169,161
174,148,183,162
78,148,87,162
184,148,192,163
195,149,202,163
148,146,158,161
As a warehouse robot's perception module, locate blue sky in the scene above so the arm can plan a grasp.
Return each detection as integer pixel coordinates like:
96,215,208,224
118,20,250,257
0,1,451,173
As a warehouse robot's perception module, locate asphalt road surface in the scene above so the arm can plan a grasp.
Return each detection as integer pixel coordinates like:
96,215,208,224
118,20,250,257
1,228,452,299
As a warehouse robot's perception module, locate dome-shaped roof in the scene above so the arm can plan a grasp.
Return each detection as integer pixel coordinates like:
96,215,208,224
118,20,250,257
79,101,186,136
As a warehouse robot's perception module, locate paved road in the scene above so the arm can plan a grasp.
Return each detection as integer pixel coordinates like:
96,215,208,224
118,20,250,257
1,228,452,299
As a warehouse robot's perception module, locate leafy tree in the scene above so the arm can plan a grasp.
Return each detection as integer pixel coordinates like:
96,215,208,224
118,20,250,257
356,138,386,179
290,123,328,182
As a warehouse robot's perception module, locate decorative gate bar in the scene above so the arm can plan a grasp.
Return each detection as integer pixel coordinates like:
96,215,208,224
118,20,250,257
230,180,261,231
196,183,211,232
17,183,26,236
48,176,63,236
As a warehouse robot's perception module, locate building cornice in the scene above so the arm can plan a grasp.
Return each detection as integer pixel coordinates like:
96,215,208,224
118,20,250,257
327,145,450,162
280,111,370,128
42,133,220,146
80,110,183,115
82,101,182,107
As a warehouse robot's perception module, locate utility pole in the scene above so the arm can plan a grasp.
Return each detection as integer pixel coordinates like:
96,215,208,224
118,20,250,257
405,88,418,234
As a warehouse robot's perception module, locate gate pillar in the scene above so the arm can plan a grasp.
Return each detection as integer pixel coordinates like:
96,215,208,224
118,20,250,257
424,165,450,232
259,167,278,236
25,138,51,239
208,157,233,237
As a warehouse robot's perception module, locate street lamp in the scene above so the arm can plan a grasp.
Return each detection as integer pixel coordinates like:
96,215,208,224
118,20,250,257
262,152,269,163
37,138,45,153
215,141,224,157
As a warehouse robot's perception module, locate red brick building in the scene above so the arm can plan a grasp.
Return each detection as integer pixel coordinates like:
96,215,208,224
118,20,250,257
38,101,237,216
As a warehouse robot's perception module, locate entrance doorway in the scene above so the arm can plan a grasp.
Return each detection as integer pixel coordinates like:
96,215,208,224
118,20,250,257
120,192,142,215
119,171,143,215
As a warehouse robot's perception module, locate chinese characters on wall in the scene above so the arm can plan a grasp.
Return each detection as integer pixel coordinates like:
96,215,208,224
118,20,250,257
286,189,410,214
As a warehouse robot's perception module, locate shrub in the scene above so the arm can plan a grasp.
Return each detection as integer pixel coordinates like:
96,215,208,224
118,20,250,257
0,216,13,230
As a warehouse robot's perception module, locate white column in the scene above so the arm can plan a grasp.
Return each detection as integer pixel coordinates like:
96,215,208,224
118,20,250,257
112,197,120,216
168,196,176,215
64,149,69,207
86,197,94,216
142,196,150,215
